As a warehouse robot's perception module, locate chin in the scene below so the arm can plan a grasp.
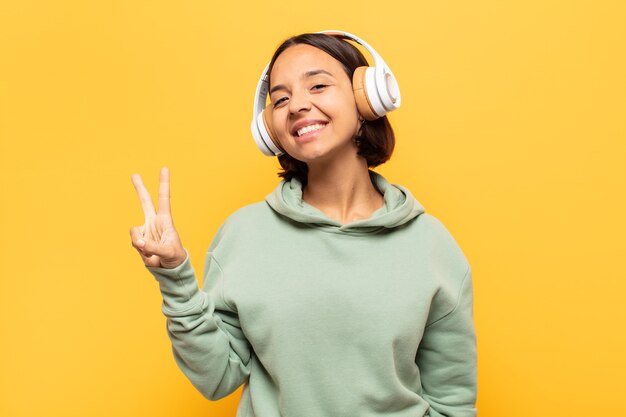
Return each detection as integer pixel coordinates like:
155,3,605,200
298,145,358,167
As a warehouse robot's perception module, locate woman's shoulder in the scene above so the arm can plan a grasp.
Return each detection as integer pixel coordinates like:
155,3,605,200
205,202,273,252
216,201,275,233
413,212,460,239
408,211,471,273
228,201,272,221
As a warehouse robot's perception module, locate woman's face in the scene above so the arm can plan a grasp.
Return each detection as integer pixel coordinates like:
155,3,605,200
268,44,362,164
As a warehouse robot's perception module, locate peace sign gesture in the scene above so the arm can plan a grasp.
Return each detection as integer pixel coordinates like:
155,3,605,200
129,167,187,269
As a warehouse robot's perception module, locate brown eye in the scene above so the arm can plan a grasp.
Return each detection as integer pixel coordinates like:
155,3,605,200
273,97,288,106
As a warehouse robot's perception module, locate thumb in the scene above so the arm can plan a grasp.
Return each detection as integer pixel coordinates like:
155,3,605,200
137,238,164,258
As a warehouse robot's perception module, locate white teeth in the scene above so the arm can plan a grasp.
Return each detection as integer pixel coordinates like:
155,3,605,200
296,123,325,137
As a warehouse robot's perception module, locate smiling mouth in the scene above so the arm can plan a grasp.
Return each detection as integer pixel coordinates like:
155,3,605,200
295,123,327,137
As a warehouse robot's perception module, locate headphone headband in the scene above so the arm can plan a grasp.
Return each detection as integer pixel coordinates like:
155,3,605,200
318,30,384,68
251,30,401,156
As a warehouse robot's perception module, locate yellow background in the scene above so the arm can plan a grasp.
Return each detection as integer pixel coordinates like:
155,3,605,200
1,1,624,416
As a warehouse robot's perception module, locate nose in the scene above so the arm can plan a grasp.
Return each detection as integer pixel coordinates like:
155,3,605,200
288,90,311,115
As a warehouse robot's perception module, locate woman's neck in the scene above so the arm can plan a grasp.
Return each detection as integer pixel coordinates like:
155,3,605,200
303,152,384,225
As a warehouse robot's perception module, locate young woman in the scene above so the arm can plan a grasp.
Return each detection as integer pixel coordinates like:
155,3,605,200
130,31,477,417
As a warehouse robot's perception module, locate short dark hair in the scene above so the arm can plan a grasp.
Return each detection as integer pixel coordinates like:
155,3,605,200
266,33,395,186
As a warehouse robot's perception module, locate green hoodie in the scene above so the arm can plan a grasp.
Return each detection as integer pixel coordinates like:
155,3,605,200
147,171,477,417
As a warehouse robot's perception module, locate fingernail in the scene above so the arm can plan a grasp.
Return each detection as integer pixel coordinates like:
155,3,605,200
137,239,145,248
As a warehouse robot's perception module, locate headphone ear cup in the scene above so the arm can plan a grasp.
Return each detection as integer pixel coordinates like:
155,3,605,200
352,66,379,121
262,107,284,154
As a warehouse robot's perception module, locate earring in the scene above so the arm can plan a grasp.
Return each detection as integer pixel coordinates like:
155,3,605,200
354,125,363,146
353,113,365,146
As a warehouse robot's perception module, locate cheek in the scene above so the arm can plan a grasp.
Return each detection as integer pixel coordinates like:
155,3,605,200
334,90,360,120
335,96,360,127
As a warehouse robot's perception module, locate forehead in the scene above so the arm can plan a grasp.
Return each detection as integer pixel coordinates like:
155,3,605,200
269,44,346,85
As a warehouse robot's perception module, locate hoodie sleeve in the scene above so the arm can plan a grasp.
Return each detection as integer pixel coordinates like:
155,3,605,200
416,266,477,417
146,249,251,400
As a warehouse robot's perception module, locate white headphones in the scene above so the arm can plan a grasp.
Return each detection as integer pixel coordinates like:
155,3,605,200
251,30,401,156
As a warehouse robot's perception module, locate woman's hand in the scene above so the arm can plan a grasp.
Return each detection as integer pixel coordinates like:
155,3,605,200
129,167,187,269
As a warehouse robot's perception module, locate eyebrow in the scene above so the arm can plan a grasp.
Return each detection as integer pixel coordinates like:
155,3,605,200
269,69,335,95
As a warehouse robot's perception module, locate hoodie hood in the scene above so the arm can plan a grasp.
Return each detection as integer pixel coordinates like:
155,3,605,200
265,171,424,234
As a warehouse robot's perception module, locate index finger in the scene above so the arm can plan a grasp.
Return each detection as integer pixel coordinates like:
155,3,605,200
158,167,171,215
131,172,156,219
